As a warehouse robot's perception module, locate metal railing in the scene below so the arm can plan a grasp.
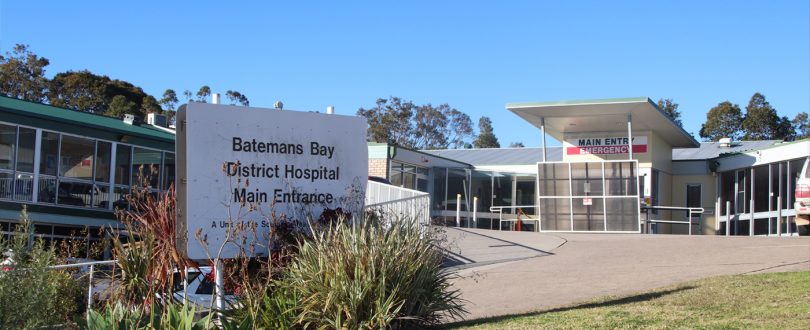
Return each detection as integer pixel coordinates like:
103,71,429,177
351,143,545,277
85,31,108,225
365,181,431,226
641,206,705,235
46,260,118,315
489,205,540,231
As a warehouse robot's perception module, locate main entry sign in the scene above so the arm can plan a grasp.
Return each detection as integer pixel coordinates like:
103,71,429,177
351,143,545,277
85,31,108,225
566,136,647,155
176,103,368,260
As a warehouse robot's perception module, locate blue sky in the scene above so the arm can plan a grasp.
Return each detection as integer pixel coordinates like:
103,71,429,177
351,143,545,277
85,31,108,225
1,1,808,147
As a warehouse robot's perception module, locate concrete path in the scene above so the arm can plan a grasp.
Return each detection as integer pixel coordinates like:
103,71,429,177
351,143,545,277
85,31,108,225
443,228,810,320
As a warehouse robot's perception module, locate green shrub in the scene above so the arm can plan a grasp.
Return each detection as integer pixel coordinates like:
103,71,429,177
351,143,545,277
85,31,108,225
0,207,84,329
284,218,466,329
81,302,213,330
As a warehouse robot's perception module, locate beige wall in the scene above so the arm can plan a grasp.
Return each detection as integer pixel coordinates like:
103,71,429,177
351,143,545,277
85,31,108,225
670,174,718,235
368,158,389,178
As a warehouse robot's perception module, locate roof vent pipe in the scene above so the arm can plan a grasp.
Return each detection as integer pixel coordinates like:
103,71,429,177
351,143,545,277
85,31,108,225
212,93,220,104
327,106,334,114
718,137,732,147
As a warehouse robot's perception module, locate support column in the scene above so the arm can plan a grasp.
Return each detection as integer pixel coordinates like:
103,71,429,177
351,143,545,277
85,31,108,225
32,129,42,203
627,114,633,160
540,117,547,162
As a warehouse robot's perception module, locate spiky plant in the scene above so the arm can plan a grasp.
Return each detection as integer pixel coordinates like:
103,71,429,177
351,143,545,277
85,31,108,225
284,217,466,329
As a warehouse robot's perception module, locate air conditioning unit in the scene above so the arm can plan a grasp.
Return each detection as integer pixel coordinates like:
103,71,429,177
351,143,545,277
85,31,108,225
123,114,142,126
147,113,167,127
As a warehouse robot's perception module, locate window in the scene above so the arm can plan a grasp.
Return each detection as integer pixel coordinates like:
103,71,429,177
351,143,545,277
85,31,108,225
0,123,15,170
59,135,95,180
686,184,701,219
16,127,35,173
132,147,161,189
162,152,175,190
40,131,59,176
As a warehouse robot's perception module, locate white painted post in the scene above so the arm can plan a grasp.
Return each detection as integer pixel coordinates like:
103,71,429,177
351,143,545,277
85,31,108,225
725,201,731,236
456,194,461,227
183,266,188,306
215,259,224,312
540,117,547,162
688,209,692,236
627,114,633,160
473,196,478,228
87,264,94,314
777,196,782,236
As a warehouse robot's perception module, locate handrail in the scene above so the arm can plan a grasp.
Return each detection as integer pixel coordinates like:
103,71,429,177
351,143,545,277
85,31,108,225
641,206,705,235
45,259,119,315
47,259,117,270
365,193,428,207
489,206,539,231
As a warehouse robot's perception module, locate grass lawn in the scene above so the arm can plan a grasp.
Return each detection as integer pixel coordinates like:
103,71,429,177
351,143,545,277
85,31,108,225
449,271,810,329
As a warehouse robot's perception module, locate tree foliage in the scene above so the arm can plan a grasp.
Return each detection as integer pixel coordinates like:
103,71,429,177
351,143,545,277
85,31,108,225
107,95,138,118
509,141,525,148
48,70,157,118
473,116,500,148
226,90,250,106
357,97,473,149
159,89,179,112
195,85,211,103
656,98,682,127
0,44,50,102
793,112,810,140
699,101,743,141
741,93,781,140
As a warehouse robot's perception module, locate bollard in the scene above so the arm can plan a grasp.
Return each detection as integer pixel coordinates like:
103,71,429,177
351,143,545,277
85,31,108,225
725,201,731,236
456,194,461,227
472,197,478,228
777,196,782,236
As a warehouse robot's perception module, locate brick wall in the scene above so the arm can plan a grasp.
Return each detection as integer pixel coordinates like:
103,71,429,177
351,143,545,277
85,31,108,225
368,158,389,178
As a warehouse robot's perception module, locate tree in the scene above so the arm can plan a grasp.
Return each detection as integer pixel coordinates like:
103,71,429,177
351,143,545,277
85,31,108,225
225,90,249,106
793,112,809,139
48,70,155,118
182,90,193,103
195,85,211,103
357,97,473,149
742,93,781,140
107,95,137,118
699,101,743,141
159,89,179,111
656,98,682,127
774,116,796,141
140,95,161,114
473,116,500,148
48,70,109,113
358,97,414,146
0,44,50,102
509,142,525,148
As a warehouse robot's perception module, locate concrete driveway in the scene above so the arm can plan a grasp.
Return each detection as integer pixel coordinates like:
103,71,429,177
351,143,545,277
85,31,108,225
443,228,810,320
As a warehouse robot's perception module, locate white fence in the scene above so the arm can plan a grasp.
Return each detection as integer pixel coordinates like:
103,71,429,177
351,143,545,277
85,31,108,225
365,181,431,226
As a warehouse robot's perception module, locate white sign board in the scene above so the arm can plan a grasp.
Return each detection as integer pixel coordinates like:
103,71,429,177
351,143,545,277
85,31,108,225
176,103,368,260
566,136,647,155
583,197,593,206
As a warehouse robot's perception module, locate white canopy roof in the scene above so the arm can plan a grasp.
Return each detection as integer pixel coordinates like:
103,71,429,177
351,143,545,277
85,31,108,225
507,97,699,148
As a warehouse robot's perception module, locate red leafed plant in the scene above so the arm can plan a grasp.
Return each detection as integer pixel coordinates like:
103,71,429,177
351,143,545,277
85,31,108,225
114,168,196,306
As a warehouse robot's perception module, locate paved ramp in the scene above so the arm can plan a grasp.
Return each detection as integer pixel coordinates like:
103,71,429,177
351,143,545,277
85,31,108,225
441,228,566,271
443,229,810,320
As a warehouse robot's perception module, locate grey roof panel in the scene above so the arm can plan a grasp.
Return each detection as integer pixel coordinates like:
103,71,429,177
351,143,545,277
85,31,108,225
672,141,779,160
422,147,562,166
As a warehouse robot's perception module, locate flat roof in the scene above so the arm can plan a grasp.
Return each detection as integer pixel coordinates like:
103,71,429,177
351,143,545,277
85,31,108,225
423,147,562,166
507,97,700,148
0,96,175,150
672,140,779,160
